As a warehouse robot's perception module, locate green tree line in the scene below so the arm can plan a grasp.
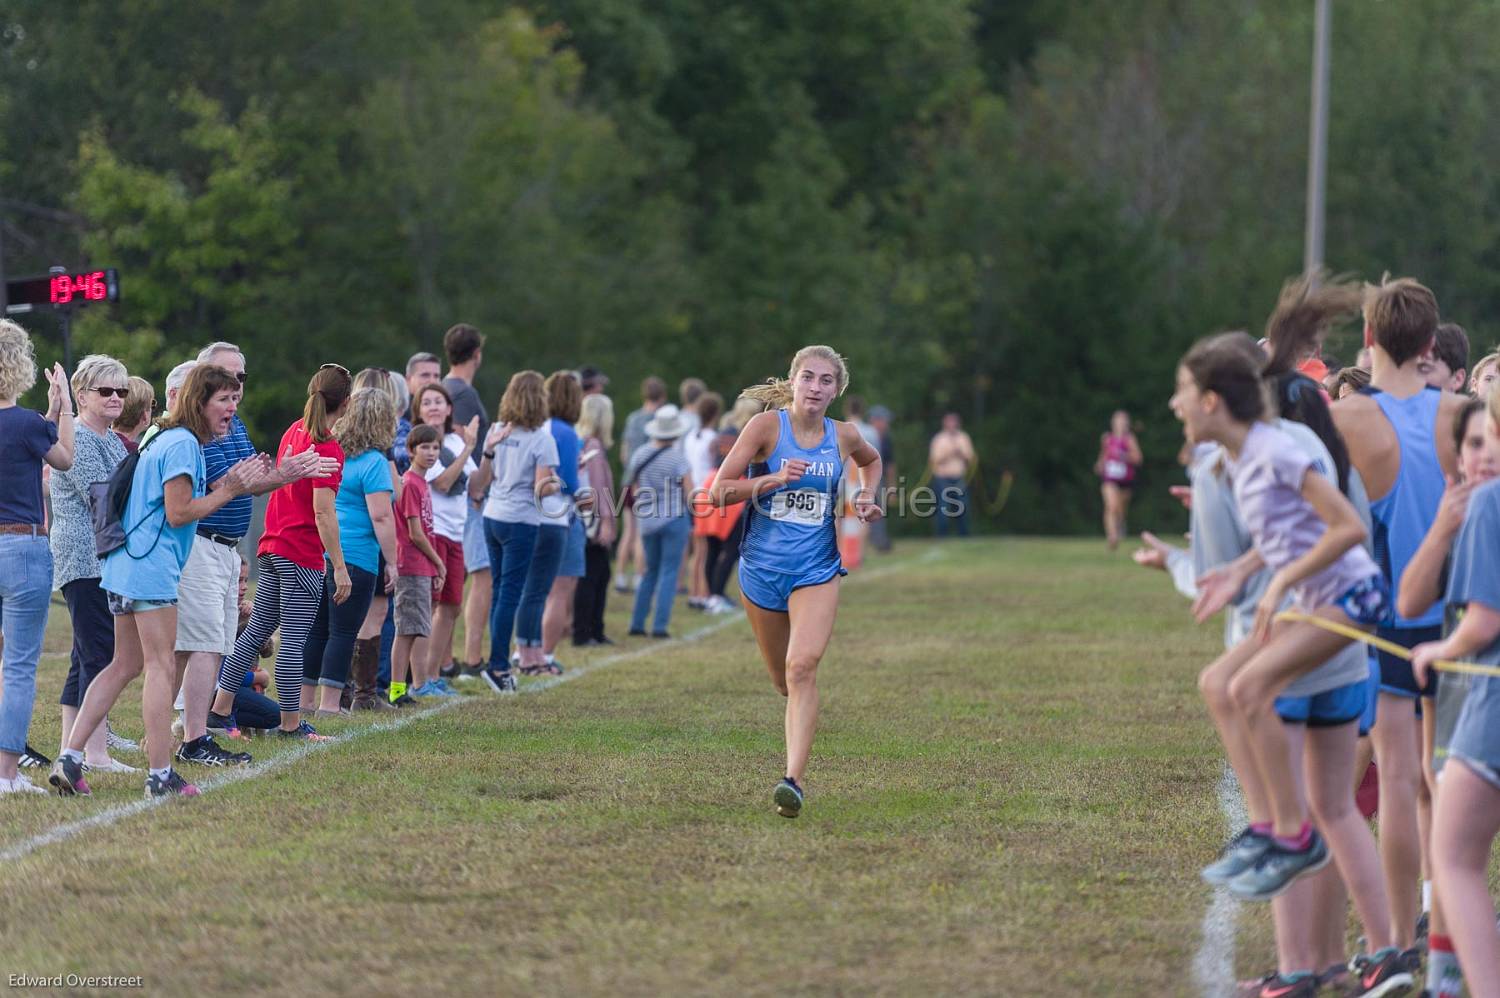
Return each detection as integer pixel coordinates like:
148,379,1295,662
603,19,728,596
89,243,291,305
4,1,1497,533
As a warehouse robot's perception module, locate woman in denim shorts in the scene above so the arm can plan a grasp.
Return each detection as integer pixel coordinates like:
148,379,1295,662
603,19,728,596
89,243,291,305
0,319,75,795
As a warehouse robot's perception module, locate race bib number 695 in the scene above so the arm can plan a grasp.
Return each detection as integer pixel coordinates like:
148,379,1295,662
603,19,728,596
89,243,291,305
770,490,828,525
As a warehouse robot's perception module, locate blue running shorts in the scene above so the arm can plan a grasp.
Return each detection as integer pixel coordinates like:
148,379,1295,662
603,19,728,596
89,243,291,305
1275,678,1370,728
738,560,847,613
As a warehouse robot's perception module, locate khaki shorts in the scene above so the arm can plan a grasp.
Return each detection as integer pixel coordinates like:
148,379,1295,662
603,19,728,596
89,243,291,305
174,535,241,655
393,575,433,637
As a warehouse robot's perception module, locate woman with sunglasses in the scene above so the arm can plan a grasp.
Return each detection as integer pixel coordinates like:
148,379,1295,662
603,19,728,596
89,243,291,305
47,355,136,775
210,364,353,740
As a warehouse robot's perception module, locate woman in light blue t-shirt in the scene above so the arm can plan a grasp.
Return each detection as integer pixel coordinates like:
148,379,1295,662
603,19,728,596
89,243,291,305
302,387,399,715
468,371,560,693
53,365,265,800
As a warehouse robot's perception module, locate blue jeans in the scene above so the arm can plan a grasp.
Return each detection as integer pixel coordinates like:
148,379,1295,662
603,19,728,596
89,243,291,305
932,476,971,537
0,535,52,755
632,518,691,634
517,524,566,646
303,563,378,689
484,517,538,667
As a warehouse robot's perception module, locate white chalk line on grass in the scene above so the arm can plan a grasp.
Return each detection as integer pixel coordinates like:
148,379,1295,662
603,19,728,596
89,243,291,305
0,545,938,867
1192,764,1246,997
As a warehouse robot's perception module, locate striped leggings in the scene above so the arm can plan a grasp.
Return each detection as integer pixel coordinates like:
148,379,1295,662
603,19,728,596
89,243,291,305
217,554,323,714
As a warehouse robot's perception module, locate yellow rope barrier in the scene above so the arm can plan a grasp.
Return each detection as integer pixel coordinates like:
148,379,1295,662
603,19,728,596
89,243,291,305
1275,611,1500,679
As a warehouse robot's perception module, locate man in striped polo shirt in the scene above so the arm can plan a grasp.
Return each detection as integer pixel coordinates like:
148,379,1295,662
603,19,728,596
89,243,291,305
174,342,336,765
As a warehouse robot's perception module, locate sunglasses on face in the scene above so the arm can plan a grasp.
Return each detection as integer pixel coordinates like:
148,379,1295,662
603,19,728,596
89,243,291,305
89,386,128,399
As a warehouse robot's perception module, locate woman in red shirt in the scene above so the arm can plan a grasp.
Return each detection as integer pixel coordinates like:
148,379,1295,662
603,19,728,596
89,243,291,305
210,364,352,740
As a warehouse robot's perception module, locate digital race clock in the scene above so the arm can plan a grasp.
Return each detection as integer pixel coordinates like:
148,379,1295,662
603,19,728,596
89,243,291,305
4,268,120,309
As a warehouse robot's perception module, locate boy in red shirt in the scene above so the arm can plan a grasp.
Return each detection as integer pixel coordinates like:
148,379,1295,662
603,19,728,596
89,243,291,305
391,425,448,703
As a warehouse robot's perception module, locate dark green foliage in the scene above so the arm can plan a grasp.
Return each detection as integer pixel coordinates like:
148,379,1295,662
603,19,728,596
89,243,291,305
4,1,1492,533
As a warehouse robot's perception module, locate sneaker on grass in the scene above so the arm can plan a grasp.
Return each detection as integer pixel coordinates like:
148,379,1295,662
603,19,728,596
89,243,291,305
106,720,140,753
1347,947,1417,997
482,668,517,694
176,736,251,767
1227,830,1330,901
48,755,90,797
0,773,47,795
82,758,141,774
205,711,243,740
1202,826,1272,885
276,722,333,742
145,769,201,799
773,777,804,819
19,743,51,769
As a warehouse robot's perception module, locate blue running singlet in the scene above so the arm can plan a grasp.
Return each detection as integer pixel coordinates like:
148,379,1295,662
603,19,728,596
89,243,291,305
741,409,843,579
1364,386,1445,629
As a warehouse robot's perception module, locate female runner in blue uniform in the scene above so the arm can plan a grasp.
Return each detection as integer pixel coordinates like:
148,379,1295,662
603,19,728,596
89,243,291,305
709,346,883,818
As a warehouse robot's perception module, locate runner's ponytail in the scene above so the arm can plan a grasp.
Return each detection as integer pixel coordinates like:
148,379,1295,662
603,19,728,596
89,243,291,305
740,345,850,410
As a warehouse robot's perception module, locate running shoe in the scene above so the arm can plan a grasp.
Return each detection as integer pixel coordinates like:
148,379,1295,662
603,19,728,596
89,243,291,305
1316,960,1349,993
205,711,243,740
176,736,252,767
482,668,517,694
773,777,804,819
1248,972,1318,998
0,774,47,795
48,755,90,797
105,720,140,753
82,758,141,774
275,722,332,742
413,680,459,698
1202,826,1273,885
543,657,564,676
19,743,51,769
433,678,461,695
650,631,671,639
1348,947,1417,997
145,769,201,799
1226,830,1330,901
439,660,461,680
628,628,647,637
1235,971,1276,998
391,693,420,707
459,663,486,680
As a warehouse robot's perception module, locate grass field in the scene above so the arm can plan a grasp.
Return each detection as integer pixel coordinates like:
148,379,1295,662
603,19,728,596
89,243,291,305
1,538,1275,995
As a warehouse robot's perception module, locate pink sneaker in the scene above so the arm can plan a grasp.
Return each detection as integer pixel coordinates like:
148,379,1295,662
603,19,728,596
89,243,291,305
145,769,201,798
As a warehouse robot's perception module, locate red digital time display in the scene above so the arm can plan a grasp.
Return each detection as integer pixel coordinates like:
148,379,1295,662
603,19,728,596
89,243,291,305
4,268,120,310
50,271,111,304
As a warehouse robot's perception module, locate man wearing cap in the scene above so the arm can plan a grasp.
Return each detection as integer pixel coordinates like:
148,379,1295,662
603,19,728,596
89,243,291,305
173,342,336,766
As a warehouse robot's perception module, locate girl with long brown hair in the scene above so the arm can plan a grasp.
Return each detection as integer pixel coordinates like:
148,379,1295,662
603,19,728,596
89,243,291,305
209,364,352,740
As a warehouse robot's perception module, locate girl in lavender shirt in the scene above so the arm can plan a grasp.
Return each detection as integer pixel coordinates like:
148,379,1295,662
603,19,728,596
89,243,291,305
1173,332,1398,924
